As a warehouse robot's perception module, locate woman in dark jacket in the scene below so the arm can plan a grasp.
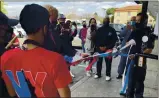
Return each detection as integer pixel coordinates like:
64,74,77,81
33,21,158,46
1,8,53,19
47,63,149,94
60,23,76,77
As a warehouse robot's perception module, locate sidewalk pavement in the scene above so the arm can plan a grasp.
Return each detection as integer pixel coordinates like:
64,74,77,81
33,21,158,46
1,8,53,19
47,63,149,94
70,41,158,97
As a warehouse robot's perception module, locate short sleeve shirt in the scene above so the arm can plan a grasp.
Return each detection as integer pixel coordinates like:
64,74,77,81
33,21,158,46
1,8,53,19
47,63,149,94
1,47,72,97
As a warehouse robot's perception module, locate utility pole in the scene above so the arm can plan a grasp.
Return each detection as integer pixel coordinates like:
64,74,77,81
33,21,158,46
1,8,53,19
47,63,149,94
142,1,148,15
141,1,149,25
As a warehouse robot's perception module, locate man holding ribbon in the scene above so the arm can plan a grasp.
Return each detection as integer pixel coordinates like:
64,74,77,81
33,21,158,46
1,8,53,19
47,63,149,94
94,17,118,81
126,13,156,98
117,16,136,79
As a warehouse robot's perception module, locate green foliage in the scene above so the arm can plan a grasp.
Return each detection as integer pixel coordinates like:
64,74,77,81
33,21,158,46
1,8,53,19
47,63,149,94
110,16,114,23
93,12,98,19
0,1,7,14
94,12,98,16
106,8,115,15
106,8,115,23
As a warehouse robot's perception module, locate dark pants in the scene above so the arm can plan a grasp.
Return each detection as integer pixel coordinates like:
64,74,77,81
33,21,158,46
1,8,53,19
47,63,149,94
127,65,146,98
81,41,85,53
96,57,112,77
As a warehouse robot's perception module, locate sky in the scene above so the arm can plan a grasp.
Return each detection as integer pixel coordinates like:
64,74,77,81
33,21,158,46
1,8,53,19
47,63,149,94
5,1,137,17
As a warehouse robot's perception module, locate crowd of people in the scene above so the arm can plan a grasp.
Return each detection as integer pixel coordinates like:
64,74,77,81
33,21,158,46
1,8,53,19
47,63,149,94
0,3,156,98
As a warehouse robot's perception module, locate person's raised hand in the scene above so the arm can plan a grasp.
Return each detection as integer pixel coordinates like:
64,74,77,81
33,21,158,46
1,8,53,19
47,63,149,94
81,53,89,58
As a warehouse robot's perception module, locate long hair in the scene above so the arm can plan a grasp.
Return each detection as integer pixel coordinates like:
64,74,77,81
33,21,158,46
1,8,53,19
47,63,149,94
88,18,97,27
88,18,97,43
72,22,77,27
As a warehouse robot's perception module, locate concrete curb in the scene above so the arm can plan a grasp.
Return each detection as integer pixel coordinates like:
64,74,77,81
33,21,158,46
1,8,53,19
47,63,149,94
71,76,90,92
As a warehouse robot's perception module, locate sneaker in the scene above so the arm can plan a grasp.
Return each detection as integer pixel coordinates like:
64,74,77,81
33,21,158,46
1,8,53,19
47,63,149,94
105,76,111,81
70,71,75,78
116,74,122,79
94,74,101,79
86,71,92,77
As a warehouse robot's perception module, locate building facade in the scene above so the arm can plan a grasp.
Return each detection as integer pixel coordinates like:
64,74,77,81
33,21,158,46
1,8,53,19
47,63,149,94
114,5,155,26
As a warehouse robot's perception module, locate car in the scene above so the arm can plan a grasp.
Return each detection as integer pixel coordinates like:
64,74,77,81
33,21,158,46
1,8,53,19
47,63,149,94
109,23,125,47
97,23,124,34
109,23,125,35
97,24,103,28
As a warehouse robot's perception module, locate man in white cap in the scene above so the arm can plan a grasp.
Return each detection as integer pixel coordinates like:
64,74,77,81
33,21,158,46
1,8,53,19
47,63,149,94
56,14,66,35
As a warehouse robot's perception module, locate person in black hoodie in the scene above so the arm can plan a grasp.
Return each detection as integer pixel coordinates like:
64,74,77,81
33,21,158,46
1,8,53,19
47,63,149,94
94,17,117,81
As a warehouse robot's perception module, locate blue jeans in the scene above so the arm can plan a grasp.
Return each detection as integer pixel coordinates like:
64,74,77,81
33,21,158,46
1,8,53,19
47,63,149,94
117,47,130,75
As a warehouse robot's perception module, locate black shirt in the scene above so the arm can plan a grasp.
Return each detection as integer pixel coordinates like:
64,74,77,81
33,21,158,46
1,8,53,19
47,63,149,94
95,25,118,52
44,23,76,57
0,42,8,56
0,45,5,56
44,23,62,53
128,27,155,68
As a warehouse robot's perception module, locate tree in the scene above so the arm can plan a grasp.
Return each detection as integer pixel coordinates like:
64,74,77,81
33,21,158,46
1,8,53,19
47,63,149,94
106,8,115,23
110,15,114,23
106,8,115,16
0,1,7,14
93,12,98,19
94,12,98,16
